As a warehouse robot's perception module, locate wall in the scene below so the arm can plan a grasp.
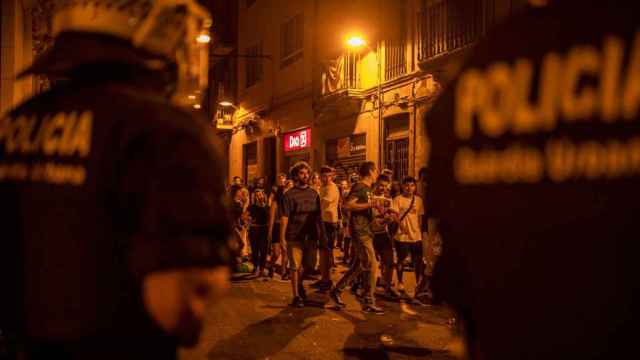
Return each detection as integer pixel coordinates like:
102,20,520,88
1,0,34,116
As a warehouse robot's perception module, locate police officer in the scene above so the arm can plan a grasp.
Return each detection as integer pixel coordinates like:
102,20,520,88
0,1,232,359
427,0,640,358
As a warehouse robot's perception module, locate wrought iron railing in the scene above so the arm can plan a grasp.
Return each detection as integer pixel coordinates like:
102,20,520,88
417,0,488,61
385,37,407,81
320,52,360,96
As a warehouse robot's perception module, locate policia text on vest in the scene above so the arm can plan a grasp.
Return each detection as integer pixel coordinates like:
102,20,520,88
0,111,92,186
454,31,640,185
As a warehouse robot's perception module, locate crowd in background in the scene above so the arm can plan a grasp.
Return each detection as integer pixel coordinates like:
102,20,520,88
226,163,441,312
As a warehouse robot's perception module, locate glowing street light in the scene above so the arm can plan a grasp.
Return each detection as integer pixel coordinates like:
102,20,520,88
196,33,211,44
219,101,236,108
346,35,366,48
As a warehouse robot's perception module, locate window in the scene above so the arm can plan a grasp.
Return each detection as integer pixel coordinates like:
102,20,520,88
384,114,410,182
245,43,263,88
280,14,304,68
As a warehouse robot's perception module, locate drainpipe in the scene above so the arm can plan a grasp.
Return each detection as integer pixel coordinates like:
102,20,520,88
377,40,383,169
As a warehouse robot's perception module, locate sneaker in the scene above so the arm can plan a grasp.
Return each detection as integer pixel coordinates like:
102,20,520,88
362,304,385,315
330,290,346,308
281,273,290,281
290,296,305,308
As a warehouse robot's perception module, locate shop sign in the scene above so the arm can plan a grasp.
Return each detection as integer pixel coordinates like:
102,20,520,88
283,127,311,153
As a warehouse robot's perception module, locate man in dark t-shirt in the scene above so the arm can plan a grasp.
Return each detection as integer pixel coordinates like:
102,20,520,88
280,162,323,307
330,161,384,314
426,1,640,358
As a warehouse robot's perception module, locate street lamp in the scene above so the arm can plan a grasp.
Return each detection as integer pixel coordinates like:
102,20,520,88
219,101,238,109
345,35,383,170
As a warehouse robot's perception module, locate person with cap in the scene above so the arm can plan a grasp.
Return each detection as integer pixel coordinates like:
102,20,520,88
426,0,640,358
279,161,324,307
0,1,232,359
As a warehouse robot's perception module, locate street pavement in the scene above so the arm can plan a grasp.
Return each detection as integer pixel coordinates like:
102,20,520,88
181,257,458,360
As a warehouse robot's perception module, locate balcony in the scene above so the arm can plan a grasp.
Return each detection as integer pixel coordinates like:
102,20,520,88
215,106,235,131
417,0,489,64
315,52,367,116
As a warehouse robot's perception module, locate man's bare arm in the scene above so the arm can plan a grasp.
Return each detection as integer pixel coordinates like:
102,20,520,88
268,202,277,242
280,216,289,246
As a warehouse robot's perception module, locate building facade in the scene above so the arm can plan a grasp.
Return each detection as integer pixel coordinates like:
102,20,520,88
1,0,53,116
218,0,529,185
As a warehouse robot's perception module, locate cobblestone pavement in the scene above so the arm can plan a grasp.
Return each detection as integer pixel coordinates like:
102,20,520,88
181,256,458,360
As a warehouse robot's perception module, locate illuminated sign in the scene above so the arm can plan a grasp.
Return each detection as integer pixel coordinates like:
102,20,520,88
283,127,311,153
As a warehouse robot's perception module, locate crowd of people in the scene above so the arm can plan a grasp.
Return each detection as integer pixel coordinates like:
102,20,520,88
226,162,442,314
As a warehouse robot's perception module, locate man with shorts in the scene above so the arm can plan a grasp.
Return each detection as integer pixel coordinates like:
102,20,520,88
371,175,400,300
316,166,340,291
280,162,323,307
392,177,426,304
330,162,384,314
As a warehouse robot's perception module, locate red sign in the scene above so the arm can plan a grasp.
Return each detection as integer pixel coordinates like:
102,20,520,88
283,128,311,153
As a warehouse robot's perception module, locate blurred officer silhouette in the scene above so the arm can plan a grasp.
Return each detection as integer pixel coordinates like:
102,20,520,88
0,1,232,359
426,0,640,358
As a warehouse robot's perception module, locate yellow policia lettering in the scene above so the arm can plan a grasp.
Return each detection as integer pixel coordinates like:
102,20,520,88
601,36,624,122
561,45,599,122
623,33,640,120
454,137,640,184
455,31,640,140
43,113,66,156
454,145,544,184
0,111,93,157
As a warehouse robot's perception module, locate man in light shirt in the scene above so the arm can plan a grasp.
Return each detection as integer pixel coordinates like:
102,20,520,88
392,177,426,303
316,166,340,291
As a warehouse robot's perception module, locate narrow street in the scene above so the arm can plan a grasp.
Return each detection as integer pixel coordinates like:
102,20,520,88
181,256,457,360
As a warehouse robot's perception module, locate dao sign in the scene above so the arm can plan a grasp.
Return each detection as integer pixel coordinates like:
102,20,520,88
283,127,311,153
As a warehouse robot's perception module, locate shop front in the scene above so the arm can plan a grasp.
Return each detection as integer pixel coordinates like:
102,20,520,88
325,133,367,182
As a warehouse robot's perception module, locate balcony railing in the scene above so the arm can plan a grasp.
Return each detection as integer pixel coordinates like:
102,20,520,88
320,52,360,96
385,37,407,81
215,107,235,130
417,0,488,62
